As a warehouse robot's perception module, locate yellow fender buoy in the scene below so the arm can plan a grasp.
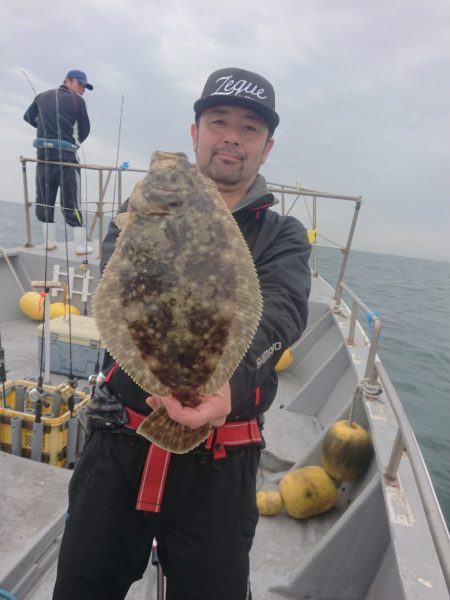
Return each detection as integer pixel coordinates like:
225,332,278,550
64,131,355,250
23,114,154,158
49,302,81,319
321,420,373,481
279,466,337,519
19,291,44,320
275,348,294,372
256,490,284,516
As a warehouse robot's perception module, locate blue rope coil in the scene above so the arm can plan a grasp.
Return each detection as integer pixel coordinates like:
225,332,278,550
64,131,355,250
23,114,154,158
0,589,18,600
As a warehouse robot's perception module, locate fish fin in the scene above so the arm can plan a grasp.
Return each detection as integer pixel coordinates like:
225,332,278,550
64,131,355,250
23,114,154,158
114,212,128,230
136,406,211,454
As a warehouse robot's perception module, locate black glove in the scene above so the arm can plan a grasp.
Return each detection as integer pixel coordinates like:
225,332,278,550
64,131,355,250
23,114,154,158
86,383,129,431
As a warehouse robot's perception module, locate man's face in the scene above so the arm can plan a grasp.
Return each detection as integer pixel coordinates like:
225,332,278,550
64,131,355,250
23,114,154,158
65,78,86,95
191,105,274,192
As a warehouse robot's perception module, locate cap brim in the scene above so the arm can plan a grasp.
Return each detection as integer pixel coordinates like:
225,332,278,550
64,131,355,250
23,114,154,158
194,95,279,133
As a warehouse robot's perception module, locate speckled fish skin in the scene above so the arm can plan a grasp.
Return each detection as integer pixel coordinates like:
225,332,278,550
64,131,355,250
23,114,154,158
93,151,262,453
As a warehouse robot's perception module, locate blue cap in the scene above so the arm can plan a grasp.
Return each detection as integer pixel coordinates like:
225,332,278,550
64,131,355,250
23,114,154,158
65,70,93,90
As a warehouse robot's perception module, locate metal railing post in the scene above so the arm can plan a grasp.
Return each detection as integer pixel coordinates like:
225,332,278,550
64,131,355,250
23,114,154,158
20,157,148,251
364,316,381,385
311,195,318,277
385,429,404,481
346,299,357,345
333,200,362,303
338,282,381,385
20,157,33,247
118,169,123,208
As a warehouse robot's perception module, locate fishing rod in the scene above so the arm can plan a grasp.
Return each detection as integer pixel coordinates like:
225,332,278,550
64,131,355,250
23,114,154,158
22,71,78,414
21,69,38,96
0,328,7,408
111,94,125,216
21,70,53,390
54,89,80,408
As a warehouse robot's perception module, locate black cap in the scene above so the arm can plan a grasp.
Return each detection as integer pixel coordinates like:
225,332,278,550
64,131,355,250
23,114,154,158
194,67,279,135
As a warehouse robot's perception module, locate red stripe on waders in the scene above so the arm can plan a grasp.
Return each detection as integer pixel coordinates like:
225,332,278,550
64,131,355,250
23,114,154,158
125,407,171,513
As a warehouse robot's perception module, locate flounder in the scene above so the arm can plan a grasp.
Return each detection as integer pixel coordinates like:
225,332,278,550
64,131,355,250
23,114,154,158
93,151,262,453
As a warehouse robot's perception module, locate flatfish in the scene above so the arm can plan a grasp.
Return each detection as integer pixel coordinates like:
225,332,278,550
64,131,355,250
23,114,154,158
93,151,262,453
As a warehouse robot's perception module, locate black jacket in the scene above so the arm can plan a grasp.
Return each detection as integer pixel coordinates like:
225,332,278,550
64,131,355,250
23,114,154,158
24,85,90,160
100,175,311,421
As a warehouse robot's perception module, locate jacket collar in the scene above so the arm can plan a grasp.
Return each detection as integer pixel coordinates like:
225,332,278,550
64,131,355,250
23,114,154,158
231,174,276,214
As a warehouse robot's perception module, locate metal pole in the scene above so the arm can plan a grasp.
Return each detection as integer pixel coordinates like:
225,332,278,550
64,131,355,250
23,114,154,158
31,421,43,462
385,429,404,480
15,385,26,412
346,300,357,345
333,200,362,304
11,416,22,456
363,317,381,385
311,195,318,277
118,169,123,208
44,293,51,383
20,157,33,247
66,414,78,467
98,170,106,249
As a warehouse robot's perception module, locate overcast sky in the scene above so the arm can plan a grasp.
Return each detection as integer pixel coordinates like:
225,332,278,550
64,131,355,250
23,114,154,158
1,0,449,261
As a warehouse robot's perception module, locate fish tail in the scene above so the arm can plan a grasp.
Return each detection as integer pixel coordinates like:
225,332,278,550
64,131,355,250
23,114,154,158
137,406,211,454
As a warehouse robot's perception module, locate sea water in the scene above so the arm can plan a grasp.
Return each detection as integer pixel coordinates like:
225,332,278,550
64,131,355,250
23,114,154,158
316,245,450,529
1,200,449,529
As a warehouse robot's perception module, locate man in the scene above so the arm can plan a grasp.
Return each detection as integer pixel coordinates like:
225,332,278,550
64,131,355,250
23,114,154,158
24,69,94,254
53,67,311,600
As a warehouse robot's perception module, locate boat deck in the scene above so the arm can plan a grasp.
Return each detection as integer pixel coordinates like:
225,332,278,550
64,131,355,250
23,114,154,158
0,305,324,599
1,240,449,599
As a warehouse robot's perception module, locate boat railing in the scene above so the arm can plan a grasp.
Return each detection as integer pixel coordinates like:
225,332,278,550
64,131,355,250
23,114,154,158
19,156,148,258
377,360,450,591
16,163,450,590
268,182,450,589
266,181,362,297
333,282,450,592
335,281,381,385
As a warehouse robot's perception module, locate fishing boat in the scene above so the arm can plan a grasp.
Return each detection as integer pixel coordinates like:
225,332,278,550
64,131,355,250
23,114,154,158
0,157,449,600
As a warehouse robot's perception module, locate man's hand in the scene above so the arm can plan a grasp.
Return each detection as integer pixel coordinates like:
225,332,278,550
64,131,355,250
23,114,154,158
146,382,231,429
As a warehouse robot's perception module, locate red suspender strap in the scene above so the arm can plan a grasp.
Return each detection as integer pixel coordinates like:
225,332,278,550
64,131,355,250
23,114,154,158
104,362,120,383
125,407,262,510
135,444,171,512
205,418,262,460
255,386,261,407
125,407,171,513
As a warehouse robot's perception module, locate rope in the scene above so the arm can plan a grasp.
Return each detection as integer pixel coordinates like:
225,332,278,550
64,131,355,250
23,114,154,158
348,379,383,424
347,384,363,425
362,380,383,401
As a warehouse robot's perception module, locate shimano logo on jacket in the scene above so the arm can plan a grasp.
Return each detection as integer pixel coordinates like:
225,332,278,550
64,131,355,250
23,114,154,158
256,342,282,369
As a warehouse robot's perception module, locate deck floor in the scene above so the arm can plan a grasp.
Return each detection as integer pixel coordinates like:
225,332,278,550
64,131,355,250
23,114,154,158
1,314,330,599
0,247,350,599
